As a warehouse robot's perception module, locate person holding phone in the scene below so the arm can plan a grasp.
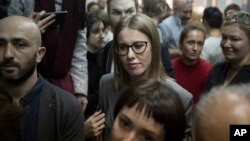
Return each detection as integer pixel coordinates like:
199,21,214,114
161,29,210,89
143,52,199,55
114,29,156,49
8,0,89,111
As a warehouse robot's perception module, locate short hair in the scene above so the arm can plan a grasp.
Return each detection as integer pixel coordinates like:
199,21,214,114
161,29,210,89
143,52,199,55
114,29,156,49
107,0,138,14
203,7,223,29
223,12,250,39
87,2,100,12
86,11,107,39
114,79,186,141
224,3,241,17
179,21,206,47
143,0,167,17
112,13,167,88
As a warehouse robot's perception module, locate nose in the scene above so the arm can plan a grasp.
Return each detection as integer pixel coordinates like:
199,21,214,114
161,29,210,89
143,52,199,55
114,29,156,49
221,39,231,48
100,31,105,39
127,47,135,59
121,12,127,18
185,12,192,19
122,131,136,141
192,43,198,51
4,43,15,59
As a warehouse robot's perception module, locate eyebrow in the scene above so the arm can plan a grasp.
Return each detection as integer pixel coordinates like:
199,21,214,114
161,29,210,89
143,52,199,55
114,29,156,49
120,112,162,138
125,8,135,12
112,7,135,12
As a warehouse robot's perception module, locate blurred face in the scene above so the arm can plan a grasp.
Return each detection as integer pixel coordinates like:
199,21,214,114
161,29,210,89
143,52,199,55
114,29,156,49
175,1,193,23
181,30,204,64
88,21,105,50
221,24,250,62
109,0,137,28
0,20,45,84
110,106,165,141
88,4,100,13
117,27,152,80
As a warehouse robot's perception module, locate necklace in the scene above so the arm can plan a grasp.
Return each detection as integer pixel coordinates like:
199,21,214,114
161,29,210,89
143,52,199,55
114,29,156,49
224,68,240,86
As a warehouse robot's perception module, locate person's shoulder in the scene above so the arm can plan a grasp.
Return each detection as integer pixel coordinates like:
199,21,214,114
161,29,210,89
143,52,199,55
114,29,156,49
162,78,192,99
43,81,80,106
100,73,114,82
99,73,115,88
159,15,175,27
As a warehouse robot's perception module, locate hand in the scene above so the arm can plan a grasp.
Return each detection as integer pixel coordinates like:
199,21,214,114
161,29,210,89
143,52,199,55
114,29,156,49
75,94,88,111
29,10,55,33
85,111,105,137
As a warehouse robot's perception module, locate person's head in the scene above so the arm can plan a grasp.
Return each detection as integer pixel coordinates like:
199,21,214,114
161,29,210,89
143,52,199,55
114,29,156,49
98,0,108,10
202,7,223,29
221,12,250,63
113,14,166,87
107,0,138,29
194,84,250,141
173,0,193,24
0,16,46,85
179,21,206,65
143,0,169,23
87,2,101,13
110,79,186,141
224,3,241,17
86,12,107,52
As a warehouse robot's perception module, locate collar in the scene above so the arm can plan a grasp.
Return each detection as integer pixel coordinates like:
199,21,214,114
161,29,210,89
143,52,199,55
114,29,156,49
19,74,45,107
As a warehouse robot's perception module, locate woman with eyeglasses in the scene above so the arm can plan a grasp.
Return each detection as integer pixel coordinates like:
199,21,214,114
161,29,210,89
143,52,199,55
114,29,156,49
203,12,250,93
99,13,193,141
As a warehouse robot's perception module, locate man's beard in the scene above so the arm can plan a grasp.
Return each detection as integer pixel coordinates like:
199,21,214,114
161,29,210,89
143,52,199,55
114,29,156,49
0,54,37,85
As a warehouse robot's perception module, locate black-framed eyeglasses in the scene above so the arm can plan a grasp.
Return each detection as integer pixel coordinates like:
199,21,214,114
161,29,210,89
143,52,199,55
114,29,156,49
224,12,250,27
115,41,148,56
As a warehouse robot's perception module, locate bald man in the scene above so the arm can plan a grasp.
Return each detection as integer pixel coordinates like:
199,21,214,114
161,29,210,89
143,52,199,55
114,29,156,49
0,16,84,141
159,0,193,58
194,84,250,141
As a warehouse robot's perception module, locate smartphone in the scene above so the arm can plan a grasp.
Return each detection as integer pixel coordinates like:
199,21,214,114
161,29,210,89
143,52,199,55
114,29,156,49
42,11,68,25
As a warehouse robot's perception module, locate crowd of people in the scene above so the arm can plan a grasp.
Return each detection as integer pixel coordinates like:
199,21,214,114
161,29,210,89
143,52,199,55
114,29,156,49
0,0,250,141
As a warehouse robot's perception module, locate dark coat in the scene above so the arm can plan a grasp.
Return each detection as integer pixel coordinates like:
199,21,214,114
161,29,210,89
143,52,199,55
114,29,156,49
37,80,85,141
203,62,250,93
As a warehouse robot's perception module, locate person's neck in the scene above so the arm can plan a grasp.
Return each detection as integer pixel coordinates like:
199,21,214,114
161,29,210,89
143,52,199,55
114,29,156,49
230,54,250,70
87,43,98,54
129,71,149,84
0,71,38,104
181,57,199,66
208,28,221,38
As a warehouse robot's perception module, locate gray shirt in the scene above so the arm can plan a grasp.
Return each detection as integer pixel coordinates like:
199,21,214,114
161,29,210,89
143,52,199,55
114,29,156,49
159,15,183,49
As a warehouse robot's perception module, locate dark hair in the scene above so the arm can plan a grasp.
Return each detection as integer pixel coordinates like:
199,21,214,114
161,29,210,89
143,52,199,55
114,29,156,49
224,3,241,16
143,0,167,17
86,11,107,39
87,2,100,12
203,7,223,28
114,79,186,141
0,92,24,141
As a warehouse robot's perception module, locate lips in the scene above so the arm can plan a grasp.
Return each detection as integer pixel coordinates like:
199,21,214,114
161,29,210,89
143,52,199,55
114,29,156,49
127,63,140,69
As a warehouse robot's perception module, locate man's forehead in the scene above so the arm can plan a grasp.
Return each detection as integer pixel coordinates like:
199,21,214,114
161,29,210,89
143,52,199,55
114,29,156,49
110,0,136,11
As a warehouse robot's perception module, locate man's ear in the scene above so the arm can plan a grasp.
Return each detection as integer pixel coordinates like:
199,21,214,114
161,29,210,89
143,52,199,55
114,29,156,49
36,46,46,63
